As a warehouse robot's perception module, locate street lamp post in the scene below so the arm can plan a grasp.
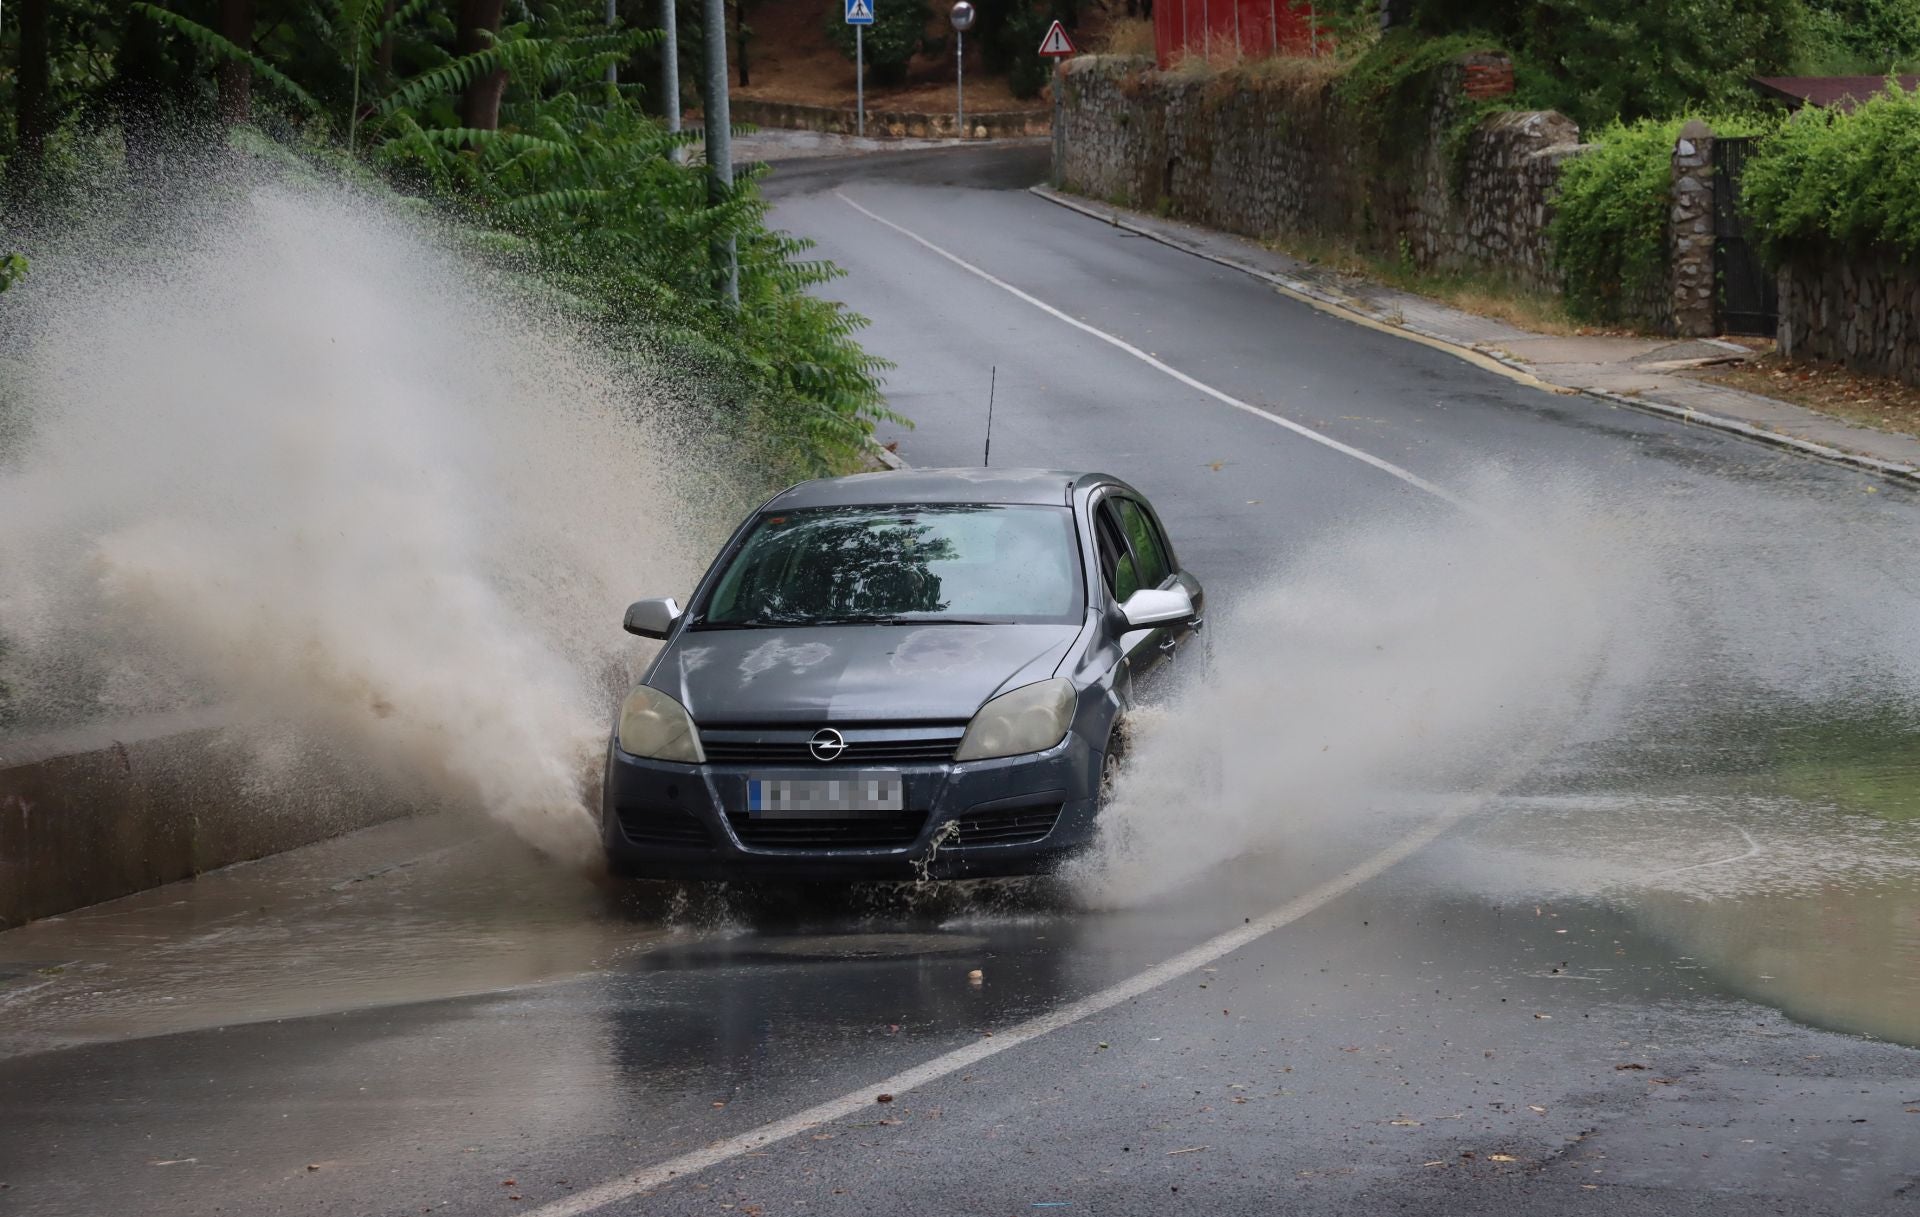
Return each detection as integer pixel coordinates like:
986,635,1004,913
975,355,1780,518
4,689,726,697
950,2,975,140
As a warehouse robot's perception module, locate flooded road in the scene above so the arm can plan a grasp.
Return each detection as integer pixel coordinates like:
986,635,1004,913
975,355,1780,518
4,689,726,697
2,145,1919,1216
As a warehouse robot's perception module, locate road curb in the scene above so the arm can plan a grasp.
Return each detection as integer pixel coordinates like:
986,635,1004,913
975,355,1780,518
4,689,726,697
1028,185,1920,490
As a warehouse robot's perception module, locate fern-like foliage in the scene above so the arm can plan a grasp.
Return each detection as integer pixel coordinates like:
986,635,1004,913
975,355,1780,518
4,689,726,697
130,2,323,113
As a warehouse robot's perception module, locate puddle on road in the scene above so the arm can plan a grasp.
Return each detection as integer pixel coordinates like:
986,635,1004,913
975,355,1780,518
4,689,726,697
0,813,674,1058
1434,762,1920,1046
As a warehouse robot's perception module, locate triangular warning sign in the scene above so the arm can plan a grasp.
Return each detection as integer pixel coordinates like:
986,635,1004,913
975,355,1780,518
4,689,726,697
845,0,873,21
1037,19,1076,56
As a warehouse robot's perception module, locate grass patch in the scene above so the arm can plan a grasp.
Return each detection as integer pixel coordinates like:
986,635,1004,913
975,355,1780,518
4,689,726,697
1264,232,1594,336
1688,350,1920,441
1162,47,1346,88
1094,18,1157,58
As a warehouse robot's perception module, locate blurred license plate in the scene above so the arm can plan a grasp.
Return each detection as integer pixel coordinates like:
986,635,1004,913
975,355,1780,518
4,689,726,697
747,775,904,817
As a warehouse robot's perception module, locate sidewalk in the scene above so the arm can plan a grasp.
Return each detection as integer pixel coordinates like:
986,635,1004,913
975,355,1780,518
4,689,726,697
1032,187,1920,487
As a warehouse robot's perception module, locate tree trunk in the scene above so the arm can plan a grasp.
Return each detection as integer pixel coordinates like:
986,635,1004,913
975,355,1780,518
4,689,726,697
734,0,749,87
217,0,254,125
378,0,399,78
456,0,509,131
11,0,52,194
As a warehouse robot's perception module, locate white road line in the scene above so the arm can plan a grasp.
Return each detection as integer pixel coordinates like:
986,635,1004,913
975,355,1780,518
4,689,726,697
525,803,1473,1217
834,190,1472,511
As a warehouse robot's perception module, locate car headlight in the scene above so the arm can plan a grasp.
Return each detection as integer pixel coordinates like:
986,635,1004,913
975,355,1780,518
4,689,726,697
955,678,1075,762
616,685,705,763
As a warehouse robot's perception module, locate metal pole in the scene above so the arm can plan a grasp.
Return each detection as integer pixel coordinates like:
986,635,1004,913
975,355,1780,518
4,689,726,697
662,0,682,161
1051,62,1063,188
606,0,618,82
856,25,864,137
701,0,738,306
956,30,964,139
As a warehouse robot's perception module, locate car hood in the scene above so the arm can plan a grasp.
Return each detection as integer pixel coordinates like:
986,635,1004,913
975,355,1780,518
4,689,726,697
648,624,1082,725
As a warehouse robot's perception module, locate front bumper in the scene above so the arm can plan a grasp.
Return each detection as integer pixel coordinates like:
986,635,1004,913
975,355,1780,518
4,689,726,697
601,730,1103,880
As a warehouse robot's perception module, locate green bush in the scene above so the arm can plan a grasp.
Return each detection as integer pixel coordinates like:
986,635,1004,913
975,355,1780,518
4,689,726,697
1551,111,1774,323
1743,84,1920,261
826,0,929,88
1550,117,1686,324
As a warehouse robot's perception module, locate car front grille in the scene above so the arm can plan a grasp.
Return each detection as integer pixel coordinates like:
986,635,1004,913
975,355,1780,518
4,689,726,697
951,804,1064,847
700,723,966,767
618,807,713,848
727,811,928,850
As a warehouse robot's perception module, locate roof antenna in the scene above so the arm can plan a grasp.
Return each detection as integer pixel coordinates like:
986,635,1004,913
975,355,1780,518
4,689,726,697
982,366,997,468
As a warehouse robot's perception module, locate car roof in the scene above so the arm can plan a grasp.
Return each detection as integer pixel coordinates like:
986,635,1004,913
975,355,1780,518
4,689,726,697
766,468,1120,510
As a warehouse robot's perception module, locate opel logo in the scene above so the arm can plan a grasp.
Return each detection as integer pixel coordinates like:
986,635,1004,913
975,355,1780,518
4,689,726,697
808,728,847,762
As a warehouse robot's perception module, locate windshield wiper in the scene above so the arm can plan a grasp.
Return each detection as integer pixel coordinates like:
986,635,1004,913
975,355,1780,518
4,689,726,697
809,616,999,626
692,616,1001,629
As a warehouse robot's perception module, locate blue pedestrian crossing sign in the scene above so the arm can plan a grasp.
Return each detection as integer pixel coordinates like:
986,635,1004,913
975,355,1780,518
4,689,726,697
845,0,874,24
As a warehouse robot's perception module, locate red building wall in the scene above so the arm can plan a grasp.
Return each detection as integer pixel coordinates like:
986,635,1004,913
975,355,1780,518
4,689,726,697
1153,0,1324,68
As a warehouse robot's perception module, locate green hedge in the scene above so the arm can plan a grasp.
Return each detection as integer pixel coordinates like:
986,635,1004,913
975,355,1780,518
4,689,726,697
1549,118,1685,324
1743,84,1920,261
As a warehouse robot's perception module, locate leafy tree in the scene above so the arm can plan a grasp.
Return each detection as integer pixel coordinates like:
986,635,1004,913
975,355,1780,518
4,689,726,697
826,0,929,88
1800,0,1920,72
1376,0,1803,126
1,1,895,475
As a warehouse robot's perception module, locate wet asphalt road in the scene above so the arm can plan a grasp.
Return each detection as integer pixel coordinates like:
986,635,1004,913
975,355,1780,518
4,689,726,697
2,145,1919,1216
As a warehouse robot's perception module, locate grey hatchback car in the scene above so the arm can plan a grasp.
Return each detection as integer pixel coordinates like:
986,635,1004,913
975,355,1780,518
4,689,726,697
601,468,1203,880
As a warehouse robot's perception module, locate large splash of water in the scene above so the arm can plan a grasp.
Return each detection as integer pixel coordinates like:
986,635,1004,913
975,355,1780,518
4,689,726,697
0,171,714,861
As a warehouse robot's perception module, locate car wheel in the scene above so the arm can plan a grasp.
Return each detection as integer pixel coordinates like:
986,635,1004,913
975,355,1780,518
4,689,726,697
1098,724,1127,809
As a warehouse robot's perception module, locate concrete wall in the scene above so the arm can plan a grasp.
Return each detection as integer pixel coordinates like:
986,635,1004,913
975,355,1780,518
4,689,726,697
0,714,418,927
1054,54,1583,297
1778,250,1920,386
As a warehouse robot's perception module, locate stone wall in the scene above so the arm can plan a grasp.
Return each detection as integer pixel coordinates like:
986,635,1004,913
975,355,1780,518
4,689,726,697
1778,250,1920,386
730,98,1049,140
1055,55,1584,297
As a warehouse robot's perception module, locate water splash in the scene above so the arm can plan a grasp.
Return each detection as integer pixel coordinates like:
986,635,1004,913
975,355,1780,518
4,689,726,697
0,170,717,862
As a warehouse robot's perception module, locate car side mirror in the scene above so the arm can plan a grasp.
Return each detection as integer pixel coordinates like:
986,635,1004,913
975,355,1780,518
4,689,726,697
1118,586,1195,630
623,597,683,639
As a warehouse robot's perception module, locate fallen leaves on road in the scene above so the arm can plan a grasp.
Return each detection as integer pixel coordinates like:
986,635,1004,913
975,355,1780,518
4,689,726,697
876,1093,895,1104
1489,1154,1520,1163
1614,1063,1648,1071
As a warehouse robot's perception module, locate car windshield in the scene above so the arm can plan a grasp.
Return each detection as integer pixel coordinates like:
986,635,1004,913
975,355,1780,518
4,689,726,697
695,504,1084,627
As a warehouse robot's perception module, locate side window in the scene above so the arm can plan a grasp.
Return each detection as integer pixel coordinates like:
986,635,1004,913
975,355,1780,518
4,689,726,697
1094,502,1138,602
1117,499,1171,588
